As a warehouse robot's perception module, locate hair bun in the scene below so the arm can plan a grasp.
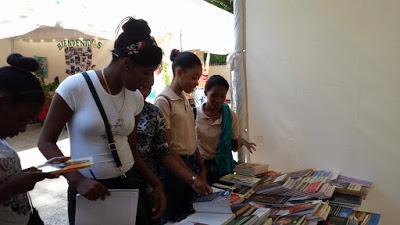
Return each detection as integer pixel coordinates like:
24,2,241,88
122,17,151,38
170,49,181,62
7,53,39,72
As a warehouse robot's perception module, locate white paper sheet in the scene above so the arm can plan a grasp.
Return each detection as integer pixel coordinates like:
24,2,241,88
75,189,139,225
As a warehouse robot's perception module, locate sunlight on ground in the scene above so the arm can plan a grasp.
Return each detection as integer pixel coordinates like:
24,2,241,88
17,137,70,225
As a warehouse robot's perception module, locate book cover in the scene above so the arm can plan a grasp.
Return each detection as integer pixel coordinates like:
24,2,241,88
37,157,93,175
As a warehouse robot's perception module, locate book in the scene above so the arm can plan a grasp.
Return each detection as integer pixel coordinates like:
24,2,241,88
327,207,381,225
276,202,319,217
37,157,93,175
329,193,362,208
248,194,289,207
234,163,269,176
181,212,235,225
273,216,306,225
220,174,262,187
193,190,232,214
336,175,373,188
186,190,234,225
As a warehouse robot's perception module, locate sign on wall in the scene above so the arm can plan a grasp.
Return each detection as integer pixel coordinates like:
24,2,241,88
64,47,92,75
57,39,102,50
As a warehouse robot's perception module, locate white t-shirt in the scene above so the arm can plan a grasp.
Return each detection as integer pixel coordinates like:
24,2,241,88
56,70,144,179
0,139,31,225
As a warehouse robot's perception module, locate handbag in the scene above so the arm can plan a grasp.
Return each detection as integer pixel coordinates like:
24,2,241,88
27,194,44,225
27,208,44,225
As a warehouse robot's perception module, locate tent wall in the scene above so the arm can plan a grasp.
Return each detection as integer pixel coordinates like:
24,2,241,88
246,1,400,224
0,39,12,66
11,39,114,83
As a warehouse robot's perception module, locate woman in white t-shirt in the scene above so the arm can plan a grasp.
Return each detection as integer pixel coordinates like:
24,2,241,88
0,54,67,225
38,17,165,224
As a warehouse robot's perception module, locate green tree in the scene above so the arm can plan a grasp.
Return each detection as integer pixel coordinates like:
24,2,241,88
205,0,233,13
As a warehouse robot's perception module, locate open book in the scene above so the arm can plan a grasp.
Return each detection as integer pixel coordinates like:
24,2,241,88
178,189,235,225
37,157,93,175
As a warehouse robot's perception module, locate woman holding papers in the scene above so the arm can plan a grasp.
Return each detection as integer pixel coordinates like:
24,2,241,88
195,75,256,184
38,17,165,224
0,54,68,225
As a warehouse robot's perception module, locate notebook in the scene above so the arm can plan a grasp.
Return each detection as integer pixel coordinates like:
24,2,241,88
75,189,139,225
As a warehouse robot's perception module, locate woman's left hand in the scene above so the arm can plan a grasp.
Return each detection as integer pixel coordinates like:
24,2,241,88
152,184,166,220
239,137,257,154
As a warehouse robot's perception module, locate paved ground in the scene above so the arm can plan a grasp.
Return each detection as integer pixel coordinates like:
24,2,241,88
7,124,70,225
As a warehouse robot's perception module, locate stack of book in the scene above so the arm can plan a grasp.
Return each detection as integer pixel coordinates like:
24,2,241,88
234,163,269,176
179,189,235,225
254,170,336,201
324,206,381,225
220,174,262,188
329,192,362,208
328,174,373,209
228,206,273,225
331,175,372,200
248,194,290,207
272,201,331,224
177,166,381,225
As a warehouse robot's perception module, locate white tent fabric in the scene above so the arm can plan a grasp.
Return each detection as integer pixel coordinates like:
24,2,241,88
229,0,248,163
0,0,233,54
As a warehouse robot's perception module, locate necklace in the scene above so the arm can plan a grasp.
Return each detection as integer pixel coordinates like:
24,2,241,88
101,68,125,128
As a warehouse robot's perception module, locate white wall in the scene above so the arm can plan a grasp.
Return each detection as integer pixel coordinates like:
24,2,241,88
0,39,11,66
246,1,400,224
12,39,113,83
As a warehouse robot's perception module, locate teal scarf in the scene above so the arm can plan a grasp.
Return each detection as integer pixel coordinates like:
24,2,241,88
215,104,236,175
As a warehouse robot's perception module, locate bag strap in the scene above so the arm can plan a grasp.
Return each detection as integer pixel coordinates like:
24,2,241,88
158,94,198,119
193,107,197,119
157,94,172,111
81,72,125,177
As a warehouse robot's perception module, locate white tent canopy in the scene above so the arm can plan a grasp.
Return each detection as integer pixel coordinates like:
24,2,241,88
0,0,233,54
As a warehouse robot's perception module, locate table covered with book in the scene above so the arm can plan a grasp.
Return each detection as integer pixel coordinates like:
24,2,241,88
172,163,380,225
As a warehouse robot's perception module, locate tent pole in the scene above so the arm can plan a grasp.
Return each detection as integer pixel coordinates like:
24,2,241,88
233,0,249,163
179,29,183,51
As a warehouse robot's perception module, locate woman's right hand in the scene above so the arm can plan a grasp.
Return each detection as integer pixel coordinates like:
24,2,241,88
73,177,110,201
192,177,212,195
8,170,52,194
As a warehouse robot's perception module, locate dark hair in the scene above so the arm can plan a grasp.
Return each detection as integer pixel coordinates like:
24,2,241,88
0,53,44,105
170,49,202,75
112,17,162,67
204,75,229,94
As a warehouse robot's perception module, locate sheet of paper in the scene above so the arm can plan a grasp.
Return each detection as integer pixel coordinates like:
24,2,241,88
75,189,139,225
181,212,234,225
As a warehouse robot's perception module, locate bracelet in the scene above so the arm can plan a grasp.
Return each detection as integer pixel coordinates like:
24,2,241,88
191,175,197,184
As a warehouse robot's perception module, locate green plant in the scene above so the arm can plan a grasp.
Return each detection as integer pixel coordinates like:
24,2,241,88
162,61,171,86
205,0,233,13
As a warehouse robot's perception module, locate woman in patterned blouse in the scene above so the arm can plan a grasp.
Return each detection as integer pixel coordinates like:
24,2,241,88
136,74,212,194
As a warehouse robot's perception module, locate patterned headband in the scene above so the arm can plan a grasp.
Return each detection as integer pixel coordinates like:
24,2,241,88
112,37,158,58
